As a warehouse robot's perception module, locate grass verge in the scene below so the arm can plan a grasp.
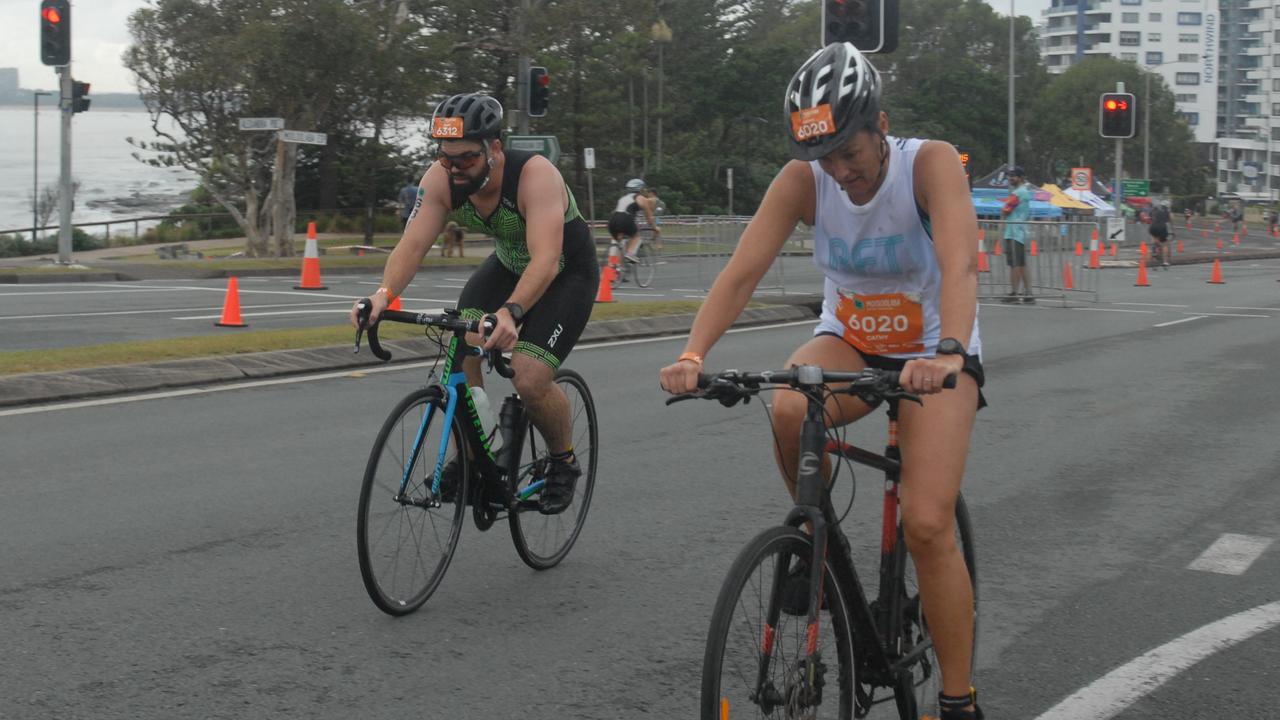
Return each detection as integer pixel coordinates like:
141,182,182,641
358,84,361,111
0,300,713,376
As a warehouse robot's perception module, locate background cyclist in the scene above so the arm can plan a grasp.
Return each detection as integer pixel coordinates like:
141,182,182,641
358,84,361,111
658,43,985,720
349,93,598,515
607,178,661,264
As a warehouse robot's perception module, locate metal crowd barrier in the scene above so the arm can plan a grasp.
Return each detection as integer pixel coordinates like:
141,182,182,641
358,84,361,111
976,219,1101,304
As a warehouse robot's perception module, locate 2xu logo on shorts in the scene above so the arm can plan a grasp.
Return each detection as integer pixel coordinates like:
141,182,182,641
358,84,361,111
547,323,564,348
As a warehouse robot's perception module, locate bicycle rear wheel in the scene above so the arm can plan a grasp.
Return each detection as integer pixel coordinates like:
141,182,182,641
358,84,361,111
701,526,856,720
896,494,977,719
508,368,598,569
357,387,468,615
633,243,656,288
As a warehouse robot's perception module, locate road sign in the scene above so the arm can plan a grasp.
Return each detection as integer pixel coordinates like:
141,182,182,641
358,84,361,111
239,117,284,131
1071,167,1092,192
583,147,595,170
279,130,327,146
507,135,560,164
1107,215,1125,245
1121,179,1149,197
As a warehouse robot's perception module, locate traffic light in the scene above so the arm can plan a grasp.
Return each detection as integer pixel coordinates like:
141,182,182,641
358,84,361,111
39,0,71,66
1099,92,1136,139
528,66,550,118
71,80,90,113
822,0,898,54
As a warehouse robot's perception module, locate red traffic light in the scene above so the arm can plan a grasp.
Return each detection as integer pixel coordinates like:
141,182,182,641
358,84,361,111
42,6,62,23
537,73,550,87
1104,99,1118,111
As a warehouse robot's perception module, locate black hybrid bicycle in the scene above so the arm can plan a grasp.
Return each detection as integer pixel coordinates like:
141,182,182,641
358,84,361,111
670,365,976,720
353,302,598,616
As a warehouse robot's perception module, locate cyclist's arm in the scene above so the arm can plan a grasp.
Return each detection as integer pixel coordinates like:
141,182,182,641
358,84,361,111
510,155,569,313
913,140,978,356
380,163,450,297
681,160,811,359
638,194,660,233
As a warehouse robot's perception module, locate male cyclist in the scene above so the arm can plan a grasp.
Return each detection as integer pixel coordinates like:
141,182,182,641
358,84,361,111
350,93,598,514
607,178,661,264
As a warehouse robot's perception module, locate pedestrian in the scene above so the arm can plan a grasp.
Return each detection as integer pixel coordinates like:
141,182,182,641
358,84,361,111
1001,166,1034,304
398,178,419,230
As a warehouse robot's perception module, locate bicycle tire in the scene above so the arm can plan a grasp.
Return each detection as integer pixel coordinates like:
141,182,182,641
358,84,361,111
508,368,599,569
701,526,856,720
357,387,468,615
634,243,656,288
894,494,977,719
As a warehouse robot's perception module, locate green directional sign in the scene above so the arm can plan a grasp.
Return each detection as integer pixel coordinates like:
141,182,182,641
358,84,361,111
1121,179,1150,197
506,135,561,164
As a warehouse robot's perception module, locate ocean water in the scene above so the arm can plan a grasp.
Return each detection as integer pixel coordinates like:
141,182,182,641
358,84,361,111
0,106,197,233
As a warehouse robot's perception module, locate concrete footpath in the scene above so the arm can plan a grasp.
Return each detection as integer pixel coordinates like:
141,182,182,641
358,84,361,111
0,305,817,409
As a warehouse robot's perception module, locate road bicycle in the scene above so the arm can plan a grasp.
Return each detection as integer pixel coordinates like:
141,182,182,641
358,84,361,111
669,366,977,719
352,302,598,616
607,227,658,288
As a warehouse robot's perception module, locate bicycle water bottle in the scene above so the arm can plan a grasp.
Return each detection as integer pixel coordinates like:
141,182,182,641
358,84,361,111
469,386,497,442
496,394,526,466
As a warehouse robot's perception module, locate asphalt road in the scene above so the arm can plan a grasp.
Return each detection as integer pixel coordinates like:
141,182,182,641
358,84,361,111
3,262,1280,718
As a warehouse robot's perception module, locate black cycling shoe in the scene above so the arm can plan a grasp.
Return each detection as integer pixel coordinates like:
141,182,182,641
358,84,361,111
537,455,581,515
938,689,984,720
435,458,466,504
780,560,828,616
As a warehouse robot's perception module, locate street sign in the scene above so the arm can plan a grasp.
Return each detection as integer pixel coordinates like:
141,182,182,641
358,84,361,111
1120,179,1149,197
1107,215,1125,245
239,117,284,131
507,135,561,164
583,147,595,170
1071,167,1092,192
279,129,327,146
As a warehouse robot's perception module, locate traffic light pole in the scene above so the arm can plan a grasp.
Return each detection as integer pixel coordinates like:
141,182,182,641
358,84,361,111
57,64,72,264
1114,81,1124,229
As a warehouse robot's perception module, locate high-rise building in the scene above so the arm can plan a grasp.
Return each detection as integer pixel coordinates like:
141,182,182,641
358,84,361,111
1215,0,1277,203
1039,0,1220,145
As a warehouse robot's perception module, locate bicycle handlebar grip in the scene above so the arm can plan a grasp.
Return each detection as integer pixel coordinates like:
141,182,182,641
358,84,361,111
355,299,393,362
491,350,515,379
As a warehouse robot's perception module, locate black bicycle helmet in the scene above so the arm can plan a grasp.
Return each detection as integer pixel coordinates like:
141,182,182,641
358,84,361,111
784,42,882,161
430,93,504,141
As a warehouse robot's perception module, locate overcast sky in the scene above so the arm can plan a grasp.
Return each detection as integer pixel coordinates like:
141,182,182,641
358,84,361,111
1,0,1051,94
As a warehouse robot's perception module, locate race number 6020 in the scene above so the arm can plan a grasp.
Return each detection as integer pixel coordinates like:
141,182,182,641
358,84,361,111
846,313,910,334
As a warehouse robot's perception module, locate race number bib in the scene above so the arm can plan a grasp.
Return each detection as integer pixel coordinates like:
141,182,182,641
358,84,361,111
790,104,836,142
834,291,924,355
432,117,464,139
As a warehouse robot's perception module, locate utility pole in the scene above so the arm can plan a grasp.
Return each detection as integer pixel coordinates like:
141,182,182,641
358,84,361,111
517,0,531,135
32,90,52,244
1115,81,1125,222
1143,71,1150,182
1007,0,1016,172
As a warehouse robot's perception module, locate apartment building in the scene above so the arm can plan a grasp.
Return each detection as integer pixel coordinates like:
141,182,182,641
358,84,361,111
1216,0,1278,202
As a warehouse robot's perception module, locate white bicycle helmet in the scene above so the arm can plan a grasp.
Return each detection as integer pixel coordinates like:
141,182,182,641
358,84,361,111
784,42,882,161
625,178,646,192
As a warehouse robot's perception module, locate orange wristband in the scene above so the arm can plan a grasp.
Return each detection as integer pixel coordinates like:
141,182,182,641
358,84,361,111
677,351,704,367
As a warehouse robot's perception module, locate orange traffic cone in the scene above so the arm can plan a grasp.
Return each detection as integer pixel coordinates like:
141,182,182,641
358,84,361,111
992,238,1003,256
388,294,402,311
595,266,616,303
1074,240,1083,256
1088,249,1101,269
215,276,247,327
1062,263,1075,291
1029,239,1039,256
1232,233,1240,245
1216,238,1224,250
1139,240,1148,258
1135,260,1150,287
1207,258,1225,284
1177,239,1184,254
977,250,990,273
1109,242,1117,257
295,221,328,290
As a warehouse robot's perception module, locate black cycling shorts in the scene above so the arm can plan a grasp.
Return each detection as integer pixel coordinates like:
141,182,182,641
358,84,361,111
607,212,638,239
1149,225,1169,242
816,331,987,411
457,246,599,370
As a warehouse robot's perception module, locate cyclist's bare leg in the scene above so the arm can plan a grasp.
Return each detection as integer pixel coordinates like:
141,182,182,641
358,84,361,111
510,353,573,454
769,335,876,498
897,373,980,703
624,234,642,258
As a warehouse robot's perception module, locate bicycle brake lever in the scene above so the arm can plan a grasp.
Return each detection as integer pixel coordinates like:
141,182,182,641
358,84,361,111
664,393,698,406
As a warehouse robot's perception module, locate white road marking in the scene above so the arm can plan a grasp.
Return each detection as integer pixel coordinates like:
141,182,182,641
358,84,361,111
0,288,181,296
173,302,455,320
1216,306,1280,312
613,292,667,297
1032,600,1280,720
1183,312,1270,319
1187,533,1274,575
1153,316,1205,328
1113,302,1189,308
1071,307,1157,314
0,320,815,417
0,300,356,321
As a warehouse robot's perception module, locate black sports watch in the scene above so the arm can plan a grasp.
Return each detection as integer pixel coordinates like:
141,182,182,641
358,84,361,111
936,337,967,358
501,302,525,325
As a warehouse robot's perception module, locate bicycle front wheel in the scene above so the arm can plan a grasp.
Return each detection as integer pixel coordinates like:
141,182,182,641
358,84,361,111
633,243,656,288
508,368,598,569
896,494,978,719
357,387,468,615
701,526,856,720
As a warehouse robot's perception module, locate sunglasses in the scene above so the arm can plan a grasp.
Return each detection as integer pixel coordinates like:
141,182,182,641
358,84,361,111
437,149,485,170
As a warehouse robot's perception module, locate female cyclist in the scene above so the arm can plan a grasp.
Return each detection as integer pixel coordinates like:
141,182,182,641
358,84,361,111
659,43,985,720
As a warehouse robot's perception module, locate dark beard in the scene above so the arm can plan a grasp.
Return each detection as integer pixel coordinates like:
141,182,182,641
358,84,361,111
451,167,492,197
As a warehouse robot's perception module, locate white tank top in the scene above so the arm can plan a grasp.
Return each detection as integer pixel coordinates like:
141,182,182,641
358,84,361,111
613,192,640,215
811,136,982,360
